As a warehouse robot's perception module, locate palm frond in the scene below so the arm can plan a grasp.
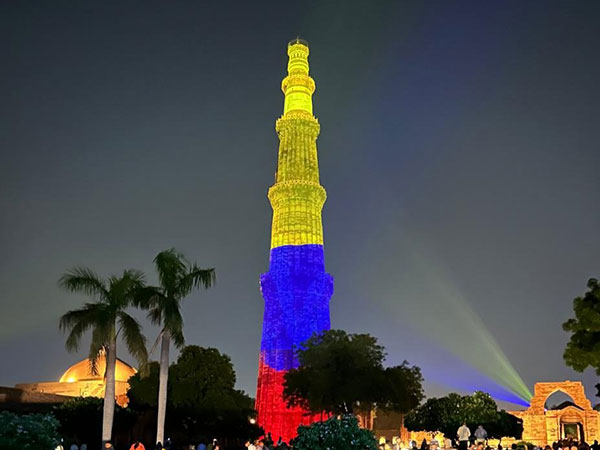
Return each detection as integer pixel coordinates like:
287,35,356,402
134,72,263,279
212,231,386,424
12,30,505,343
131,285,162,309
59,267,108,299
59,303,107,352
162,304,185,349
88,323,112,376
175,266,216,298
147,306,164,326
108,269,146,308
154,249,187,297
118,311,148,370
170,327,185,349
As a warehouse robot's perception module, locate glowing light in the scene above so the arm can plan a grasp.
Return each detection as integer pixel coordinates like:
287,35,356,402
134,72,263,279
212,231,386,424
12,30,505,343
259,244,333,370
66,377,76,383
256,39,333,443
282,39,314,115
362,231,533,404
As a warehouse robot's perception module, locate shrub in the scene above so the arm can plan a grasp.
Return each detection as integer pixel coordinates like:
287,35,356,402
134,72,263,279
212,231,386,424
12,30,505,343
291,415,377,450
0,411,60,450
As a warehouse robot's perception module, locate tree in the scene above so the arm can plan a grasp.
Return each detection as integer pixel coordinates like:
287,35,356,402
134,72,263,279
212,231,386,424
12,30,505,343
283,330,423,416
291,415,377,450
404,391,522,438
0,411,60,450
377,364,425,413
128,345,261,443
563,278,600,374
134,249,215,445
59,268,148,446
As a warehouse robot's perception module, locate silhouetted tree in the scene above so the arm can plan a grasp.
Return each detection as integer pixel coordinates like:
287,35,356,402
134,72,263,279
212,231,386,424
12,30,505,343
563,278,600,372
59,268,148,446
405,391,522,438
134,249,215,445
128,345,261,443
283,330,423,416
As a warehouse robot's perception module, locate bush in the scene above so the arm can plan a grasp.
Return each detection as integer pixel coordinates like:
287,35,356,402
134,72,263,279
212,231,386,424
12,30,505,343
291,415,377,450
53,396,138,447
0,411,60,450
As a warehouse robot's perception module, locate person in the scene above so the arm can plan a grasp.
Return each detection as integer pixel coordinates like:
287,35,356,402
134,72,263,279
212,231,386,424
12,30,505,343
197,442,207,450
421,439,429,450
130,441,146,450
81,445,87,450
245,441,257,450
474,426,487,445
55,442,64,450
155,443,165,450
165,439,173,450
458,423,471,450
431,440,440,450
70,444,79,450
105,443,115,450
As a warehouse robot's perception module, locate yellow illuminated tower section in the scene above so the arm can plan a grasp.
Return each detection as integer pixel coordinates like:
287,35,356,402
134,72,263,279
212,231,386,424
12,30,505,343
256,39,334,442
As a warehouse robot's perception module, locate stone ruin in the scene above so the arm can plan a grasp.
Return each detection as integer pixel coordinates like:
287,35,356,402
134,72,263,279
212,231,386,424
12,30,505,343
510,381,600,446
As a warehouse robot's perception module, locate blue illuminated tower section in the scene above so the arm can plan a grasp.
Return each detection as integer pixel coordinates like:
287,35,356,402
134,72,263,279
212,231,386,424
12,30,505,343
255,39,334,442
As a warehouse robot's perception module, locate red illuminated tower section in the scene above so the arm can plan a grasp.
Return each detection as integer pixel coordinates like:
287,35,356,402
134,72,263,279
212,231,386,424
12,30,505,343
255,39,334,442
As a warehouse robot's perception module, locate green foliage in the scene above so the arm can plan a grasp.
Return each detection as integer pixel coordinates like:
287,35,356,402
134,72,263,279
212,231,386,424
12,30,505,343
169,346,238,409
563,278,600,374
128,361,161,407
489,410,523,440
377,364,425,413
128,345,261,442
283,330,423,415
53,397,137,446
404,391,522,438
291,414,377,450
0,411,60,450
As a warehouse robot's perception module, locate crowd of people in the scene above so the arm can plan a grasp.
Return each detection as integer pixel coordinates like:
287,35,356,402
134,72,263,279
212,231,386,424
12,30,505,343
54,424,600,450
376,423,600,450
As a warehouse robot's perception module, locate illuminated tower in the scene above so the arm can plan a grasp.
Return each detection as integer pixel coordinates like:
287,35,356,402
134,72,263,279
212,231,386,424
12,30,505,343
256,39,334,442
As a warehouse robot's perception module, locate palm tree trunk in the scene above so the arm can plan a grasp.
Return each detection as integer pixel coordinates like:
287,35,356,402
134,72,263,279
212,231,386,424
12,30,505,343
102,336,117,445
156,330,170,444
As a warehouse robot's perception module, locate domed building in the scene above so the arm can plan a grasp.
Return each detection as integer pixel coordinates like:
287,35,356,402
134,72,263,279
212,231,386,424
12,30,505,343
15,354,136,407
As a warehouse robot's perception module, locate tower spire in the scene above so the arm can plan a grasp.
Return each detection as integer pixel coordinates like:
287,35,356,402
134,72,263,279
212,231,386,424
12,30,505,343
282,39,315,115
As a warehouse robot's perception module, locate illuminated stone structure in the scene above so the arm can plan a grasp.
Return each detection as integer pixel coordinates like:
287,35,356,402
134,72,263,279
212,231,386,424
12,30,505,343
509,381,600,445
15,355,136,407
255,38,334,442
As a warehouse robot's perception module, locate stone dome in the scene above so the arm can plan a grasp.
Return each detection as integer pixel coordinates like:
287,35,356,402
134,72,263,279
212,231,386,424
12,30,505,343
59,355,136,383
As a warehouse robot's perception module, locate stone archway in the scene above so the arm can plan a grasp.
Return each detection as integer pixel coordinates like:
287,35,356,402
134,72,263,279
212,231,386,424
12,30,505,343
529,381,592,415
509,381,600,446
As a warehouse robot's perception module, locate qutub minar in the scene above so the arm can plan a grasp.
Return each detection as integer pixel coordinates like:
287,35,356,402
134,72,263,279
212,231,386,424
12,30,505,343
255,39,334,442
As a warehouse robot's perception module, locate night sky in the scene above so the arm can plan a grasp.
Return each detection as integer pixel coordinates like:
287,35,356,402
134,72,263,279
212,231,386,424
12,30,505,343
1,1,599,407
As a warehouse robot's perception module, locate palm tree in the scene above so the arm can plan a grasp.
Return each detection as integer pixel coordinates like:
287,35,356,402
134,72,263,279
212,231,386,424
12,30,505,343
59,268,148,446
135,249,215,445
